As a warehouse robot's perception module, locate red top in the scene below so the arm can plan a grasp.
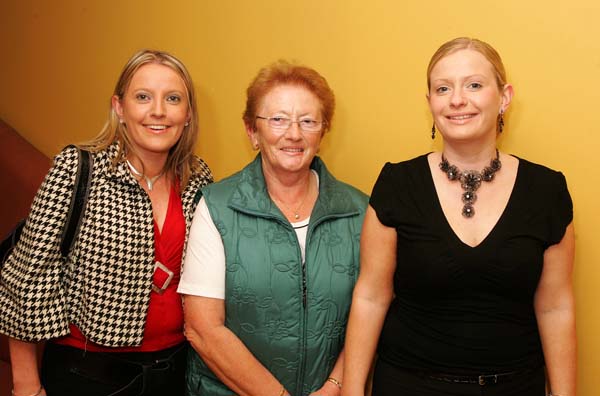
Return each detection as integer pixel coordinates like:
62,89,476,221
55,184,186,352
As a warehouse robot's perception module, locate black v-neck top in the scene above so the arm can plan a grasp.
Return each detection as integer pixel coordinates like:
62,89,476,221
370,154,572,374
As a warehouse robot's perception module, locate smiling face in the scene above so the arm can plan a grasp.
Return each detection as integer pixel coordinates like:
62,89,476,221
428,49,513,144
247,84,324,177
113,63,189,162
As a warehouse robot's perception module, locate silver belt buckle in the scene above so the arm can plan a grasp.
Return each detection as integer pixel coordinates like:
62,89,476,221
478,374,498,386
152,261,174,294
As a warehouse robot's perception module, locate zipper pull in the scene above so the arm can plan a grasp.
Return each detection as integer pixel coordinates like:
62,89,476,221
302,279,307,308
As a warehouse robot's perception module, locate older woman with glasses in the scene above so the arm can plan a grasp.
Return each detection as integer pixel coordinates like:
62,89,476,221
178,61,368,396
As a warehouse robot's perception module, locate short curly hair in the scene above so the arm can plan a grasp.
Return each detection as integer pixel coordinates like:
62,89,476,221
242,60,335,133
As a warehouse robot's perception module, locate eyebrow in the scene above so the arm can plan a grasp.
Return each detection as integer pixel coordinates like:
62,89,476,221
431,74,489,84
267,111,318,117
131,88,186,95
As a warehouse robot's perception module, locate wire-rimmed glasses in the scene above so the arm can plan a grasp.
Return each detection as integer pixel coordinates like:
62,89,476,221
256,115,325,133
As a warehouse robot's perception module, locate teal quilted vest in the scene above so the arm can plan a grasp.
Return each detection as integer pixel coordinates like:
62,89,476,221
186,155,368,396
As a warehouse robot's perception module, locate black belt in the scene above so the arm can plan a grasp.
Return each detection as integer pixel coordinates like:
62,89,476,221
422,367,538,386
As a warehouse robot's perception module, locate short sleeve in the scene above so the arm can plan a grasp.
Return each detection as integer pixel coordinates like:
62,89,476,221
369,162,398,227
178,197,226,299
547,172,573,246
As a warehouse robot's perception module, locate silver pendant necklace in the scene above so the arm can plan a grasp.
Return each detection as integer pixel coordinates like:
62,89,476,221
126,160,163,191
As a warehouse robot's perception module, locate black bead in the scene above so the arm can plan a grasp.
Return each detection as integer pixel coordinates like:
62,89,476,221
447,165,459,181
460,171,482,191
491,158,501,171
440,160,450,172
462,190,477,204
482,167,494,181
462,204,475,218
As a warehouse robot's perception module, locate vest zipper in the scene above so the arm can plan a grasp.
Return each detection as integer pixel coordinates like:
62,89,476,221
296,213,354,396
237,212,357,396
293,222,308,396
302,261,307,308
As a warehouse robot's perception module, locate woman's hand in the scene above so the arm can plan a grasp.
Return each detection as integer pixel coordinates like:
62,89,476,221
309,379,342,396
183,295,284,396
308,350,344,396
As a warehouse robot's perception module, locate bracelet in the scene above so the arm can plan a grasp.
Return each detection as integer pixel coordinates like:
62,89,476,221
327,377,342,389
278,384,286,396
11,386,44,396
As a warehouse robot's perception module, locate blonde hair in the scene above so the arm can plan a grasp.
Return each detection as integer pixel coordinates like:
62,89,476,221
80,49,200,188
427,37,507,91
242,60,335,133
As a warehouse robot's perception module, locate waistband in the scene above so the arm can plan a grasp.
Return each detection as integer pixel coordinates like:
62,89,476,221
46,341,187,395
418,366,542,386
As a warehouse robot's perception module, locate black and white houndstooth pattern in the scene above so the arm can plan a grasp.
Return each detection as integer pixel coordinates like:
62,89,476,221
0,143,212,346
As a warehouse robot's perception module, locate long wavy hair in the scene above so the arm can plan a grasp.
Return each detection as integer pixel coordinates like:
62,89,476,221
80,49,200,188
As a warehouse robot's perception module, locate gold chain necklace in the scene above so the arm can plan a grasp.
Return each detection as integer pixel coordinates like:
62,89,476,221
270,174,312,220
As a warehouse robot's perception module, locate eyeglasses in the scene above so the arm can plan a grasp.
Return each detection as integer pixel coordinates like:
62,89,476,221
256,116,325,133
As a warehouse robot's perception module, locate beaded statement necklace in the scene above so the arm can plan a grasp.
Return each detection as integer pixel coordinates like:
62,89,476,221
126,160,164,191
439,149,502,218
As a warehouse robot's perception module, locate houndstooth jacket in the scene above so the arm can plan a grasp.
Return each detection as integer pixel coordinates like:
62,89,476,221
0,143,212,347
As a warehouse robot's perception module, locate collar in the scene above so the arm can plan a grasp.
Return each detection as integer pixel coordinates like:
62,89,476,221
94,141,138,188
96,141,205,196
228,154,361,223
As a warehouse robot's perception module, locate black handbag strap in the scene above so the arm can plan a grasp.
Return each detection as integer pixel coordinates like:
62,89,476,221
60,146,93,258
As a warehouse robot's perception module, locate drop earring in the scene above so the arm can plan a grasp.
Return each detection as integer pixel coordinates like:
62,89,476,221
498,111,504,133
431,123,436,140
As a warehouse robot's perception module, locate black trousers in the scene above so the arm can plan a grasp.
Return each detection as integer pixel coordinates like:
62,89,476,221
41,341,187,396
372,359,546,396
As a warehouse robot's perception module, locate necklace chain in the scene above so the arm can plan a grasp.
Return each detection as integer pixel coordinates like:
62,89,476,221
270,174,312,220
126,160,164,191
439,149,502,218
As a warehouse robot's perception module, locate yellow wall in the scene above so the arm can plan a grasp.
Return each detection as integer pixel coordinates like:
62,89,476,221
1,0,599,392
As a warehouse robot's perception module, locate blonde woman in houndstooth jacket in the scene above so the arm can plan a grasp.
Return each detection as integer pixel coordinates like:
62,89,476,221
0,49,213,396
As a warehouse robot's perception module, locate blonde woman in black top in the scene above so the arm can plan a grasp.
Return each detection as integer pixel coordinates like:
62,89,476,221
343,37,575,396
